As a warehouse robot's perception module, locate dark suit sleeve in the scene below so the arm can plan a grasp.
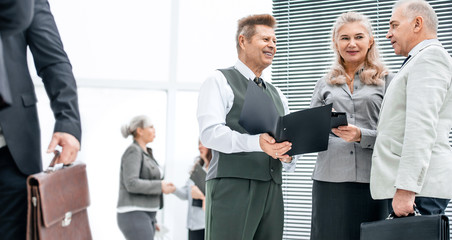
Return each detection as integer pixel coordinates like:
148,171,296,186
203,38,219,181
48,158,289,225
26,0,81,143
0,0,34,36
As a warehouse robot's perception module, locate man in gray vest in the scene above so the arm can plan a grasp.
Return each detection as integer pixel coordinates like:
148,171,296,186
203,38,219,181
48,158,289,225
197,14,298,240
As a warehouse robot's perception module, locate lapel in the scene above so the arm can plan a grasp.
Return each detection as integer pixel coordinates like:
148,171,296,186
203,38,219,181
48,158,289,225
341,84,352,98
381,42,444,110
398,42,443,72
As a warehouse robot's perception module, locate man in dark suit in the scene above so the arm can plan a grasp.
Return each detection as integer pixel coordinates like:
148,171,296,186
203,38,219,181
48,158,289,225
0,0,81,238
0,0,34,108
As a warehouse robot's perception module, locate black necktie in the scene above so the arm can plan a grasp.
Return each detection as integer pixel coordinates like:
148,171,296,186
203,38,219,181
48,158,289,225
401,55,411,68
0,38,12,110
254,77,264,88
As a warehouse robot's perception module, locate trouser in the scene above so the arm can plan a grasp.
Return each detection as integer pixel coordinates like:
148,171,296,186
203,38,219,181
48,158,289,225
117,211,157,240
205,178,284,240
415,197,450,215
189,229,205,240
388,196,450,215
0,147,28,240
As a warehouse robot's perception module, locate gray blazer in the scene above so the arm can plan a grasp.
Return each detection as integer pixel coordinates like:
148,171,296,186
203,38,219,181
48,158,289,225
310,72,393,183
117,142,163,210
173,178,206,230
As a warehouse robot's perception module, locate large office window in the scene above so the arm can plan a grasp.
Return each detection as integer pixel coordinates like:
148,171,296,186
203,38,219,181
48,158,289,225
33,1,272,239
272,0,452,239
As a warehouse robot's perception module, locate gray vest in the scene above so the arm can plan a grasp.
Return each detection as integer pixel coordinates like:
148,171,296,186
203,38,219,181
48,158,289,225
215,67,285,184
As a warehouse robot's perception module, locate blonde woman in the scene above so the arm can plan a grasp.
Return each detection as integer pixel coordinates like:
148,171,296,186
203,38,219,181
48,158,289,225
117,115,175,240
309,12,394,240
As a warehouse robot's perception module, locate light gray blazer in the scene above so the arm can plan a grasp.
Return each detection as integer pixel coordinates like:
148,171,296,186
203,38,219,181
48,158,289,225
371,41,452,199
117,142,163,210
174,178,206,231
310,72,393,183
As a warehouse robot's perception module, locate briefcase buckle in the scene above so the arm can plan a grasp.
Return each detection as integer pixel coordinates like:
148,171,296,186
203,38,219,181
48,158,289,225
62,212,72,227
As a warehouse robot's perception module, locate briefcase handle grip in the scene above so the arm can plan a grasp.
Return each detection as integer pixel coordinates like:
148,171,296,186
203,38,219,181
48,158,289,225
45,150,72,172
387,205,421,219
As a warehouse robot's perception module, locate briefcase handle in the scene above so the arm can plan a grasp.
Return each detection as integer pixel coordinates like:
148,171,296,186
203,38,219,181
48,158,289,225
45,150,73,172
387,205,421,219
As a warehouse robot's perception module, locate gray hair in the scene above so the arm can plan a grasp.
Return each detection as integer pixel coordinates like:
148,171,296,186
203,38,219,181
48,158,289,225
235,14,276,54
121,115,153,138
394,0,438,34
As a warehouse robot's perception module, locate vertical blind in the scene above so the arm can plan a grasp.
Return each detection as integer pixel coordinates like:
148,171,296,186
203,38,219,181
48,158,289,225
272,0,452,239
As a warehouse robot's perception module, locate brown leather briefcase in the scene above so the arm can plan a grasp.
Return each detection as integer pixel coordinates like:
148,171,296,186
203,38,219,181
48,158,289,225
26,152,92,240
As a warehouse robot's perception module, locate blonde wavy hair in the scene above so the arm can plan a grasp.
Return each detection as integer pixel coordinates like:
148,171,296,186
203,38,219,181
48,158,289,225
327,11,388,85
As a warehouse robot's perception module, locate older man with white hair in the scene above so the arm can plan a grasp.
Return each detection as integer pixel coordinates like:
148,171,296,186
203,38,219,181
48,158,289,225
370,0,452,217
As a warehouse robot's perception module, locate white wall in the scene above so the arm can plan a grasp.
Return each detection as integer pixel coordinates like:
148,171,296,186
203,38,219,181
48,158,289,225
33,0,272,239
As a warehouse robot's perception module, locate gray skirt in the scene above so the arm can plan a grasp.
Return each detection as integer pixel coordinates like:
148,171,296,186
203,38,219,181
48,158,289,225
310,180,389,240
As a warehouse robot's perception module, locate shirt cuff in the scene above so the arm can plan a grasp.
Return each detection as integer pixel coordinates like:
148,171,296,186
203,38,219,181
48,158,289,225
359,128,376,149
282,155,299,172
249,134,262,152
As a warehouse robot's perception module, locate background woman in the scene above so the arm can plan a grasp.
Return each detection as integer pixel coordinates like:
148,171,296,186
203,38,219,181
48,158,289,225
117,115,175,240
309,12,393,240
173,141,212,240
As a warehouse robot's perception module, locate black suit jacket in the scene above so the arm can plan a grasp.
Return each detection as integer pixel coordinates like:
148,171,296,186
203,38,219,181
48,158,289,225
0,0,81,175
0,0,34,36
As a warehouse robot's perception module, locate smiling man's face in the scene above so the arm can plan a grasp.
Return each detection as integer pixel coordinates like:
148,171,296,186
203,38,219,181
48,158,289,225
241,24,277,74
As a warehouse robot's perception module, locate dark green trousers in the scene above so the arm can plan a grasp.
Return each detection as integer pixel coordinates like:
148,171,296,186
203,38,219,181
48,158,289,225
205,178,284,240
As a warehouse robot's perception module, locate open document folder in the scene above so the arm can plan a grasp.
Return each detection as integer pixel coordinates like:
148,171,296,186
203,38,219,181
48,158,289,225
189,163,206,207
239,80,332,155
189,163,206,194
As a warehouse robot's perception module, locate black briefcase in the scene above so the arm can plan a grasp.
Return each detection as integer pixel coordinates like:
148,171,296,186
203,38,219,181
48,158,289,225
360,213,450,240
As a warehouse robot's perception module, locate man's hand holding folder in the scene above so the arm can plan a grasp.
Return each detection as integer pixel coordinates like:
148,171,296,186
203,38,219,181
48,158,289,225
259,133,293,162
239,81,335,156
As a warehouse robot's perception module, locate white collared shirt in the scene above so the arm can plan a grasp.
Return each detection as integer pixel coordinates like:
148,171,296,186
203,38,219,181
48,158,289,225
0,127,5,148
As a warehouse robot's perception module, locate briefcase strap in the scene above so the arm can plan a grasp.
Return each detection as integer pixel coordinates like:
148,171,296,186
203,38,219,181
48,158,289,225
45,150,72,173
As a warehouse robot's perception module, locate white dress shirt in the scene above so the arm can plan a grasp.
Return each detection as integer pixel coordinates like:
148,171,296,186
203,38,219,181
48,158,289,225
197,60,298,172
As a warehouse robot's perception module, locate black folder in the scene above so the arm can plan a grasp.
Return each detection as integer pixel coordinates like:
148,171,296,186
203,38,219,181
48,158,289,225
239,80,332,155
189,163,206,194
330,112,348,128
189,163,206,207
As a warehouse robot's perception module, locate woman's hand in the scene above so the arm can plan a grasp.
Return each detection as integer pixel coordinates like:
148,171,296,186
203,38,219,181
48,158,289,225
191,185,207,210
191,185,205,200
331,124,361,142
161,181,176,194
279,156,293,163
